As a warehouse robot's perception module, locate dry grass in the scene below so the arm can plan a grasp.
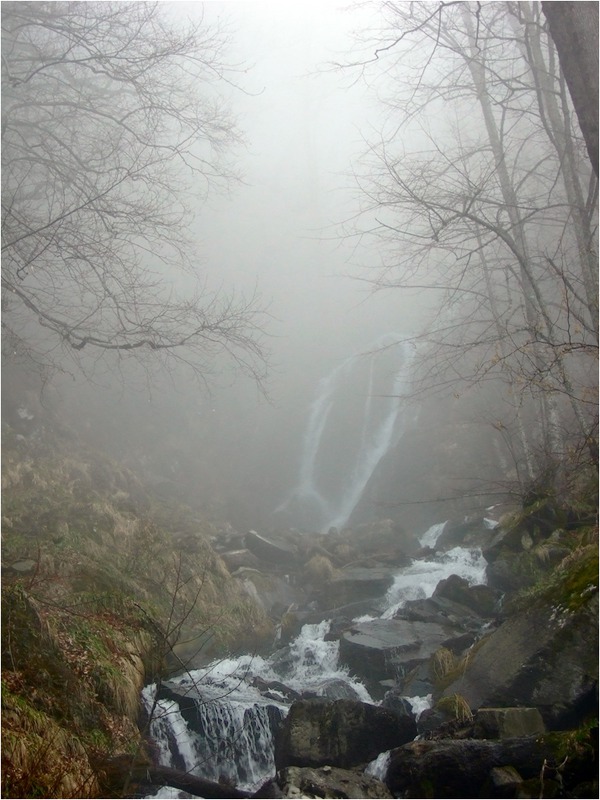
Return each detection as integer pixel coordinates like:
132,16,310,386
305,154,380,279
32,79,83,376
431,646,457,682
435,693,473,723
304,554,336,583
1,430,274,798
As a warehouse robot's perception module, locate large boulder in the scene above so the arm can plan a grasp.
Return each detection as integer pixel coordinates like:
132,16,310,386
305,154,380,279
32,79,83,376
397,593,491,635
440,563,598,728
318,567,396,608
385,737,571,798
245,531,298,567
436,517,495,550
339,618,466,683
274,698,416,770
266,765,393,799
221,549,261,572
342,518,418,560
432,574,501,618
473,708,546,739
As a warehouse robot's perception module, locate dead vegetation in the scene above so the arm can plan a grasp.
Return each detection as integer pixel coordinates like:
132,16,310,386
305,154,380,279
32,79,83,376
1,426,273,798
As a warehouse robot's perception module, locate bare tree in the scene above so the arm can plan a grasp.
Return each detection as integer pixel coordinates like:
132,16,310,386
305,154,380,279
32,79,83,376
1,1,268,385
343,1,598,488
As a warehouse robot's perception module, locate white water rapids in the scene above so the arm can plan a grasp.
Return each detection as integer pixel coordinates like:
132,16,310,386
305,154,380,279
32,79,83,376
141,521,489,797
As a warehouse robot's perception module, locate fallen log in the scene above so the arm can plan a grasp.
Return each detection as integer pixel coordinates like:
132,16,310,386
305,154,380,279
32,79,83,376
105,758,252,799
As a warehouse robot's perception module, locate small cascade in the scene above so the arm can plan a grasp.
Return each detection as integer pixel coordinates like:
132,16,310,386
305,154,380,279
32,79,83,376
277,336,415,531
142,672,286,793
364,749,391,780
381,546,487,619
418,520,447,549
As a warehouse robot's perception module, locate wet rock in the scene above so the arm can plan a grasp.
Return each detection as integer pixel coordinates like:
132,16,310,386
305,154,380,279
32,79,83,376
417,706,452,736
483,528,523,563
385,737,560,798
436,517,493,550
318,598,382,624
256,765,391,799
397,593,488,635
441,591,598,728
251,676,301,705
273,765,393,798
221,549,261,571
246,531,299,567
485,556,535,594
339,618,466,683
318,567,396,608
233,568,306,618
483,765,525,798
379,690,416,721
274,697,416,770
473,708,546,739
397,661,435,700
344,518,418,559
300,678,365,702
432,574,501,618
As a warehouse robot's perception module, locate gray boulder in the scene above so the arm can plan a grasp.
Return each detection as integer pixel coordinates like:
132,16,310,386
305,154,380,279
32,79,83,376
432,573,501,618
339,618,466,683
318,567,396,608
473,707,546,739
441,591,598,728
270,765,392,799
274,697,416,770
385,737,562,798
245,530,298,566
221,549,260,571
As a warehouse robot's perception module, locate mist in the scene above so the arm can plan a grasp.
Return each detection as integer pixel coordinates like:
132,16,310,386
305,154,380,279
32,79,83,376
6,0,431,532
3,4,598,797
3,0,596,536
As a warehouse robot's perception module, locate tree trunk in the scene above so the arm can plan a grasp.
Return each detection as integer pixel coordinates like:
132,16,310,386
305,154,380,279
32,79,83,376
461,6,563,461
542,1,599,175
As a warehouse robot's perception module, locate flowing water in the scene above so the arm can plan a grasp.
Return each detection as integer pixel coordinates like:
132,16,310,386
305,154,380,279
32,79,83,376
141,522,489,796
275,337,416,532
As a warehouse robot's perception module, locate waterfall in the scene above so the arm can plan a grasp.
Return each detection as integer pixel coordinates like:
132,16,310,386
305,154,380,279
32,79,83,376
141,526,491,796
419,520,447,549
277,336,415,532
142,674,287,793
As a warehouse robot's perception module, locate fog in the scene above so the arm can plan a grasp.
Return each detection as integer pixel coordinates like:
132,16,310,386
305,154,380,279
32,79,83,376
47,1,431,531
4,0,596,535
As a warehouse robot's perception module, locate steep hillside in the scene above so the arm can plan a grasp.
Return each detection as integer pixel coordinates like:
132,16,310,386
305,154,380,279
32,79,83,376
1,424,273,798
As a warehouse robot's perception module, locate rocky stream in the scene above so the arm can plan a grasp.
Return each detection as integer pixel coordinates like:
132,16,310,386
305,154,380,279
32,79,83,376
137,511,598,799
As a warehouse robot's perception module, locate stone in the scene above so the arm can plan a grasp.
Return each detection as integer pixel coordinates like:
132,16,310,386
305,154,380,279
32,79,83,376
299,678,365,702
386,737,560,798
339,618,466,683
397,594,487,634
485,765,524,798
245,531,298,566
436,517,491,550
221,549,260,571
432,574,501,618
440,591,598,729
274,697,416,770
273,765,393,799
473,708,546,739
318,567,396,608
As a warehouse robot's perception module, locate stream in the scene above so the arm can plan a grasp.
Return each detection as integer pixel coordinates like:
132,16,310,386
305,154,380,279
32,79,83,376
140,521,488,798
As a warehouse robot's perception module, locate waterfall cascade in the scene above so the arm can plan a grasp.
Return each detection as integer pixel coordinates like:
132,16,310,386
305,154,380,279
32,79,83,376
142,523,489,797
276,336,416,532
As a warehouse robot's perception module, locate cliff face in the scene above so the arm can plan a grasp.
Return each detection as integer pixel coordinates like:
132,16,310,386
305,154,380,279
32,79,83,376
1,425,273,799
